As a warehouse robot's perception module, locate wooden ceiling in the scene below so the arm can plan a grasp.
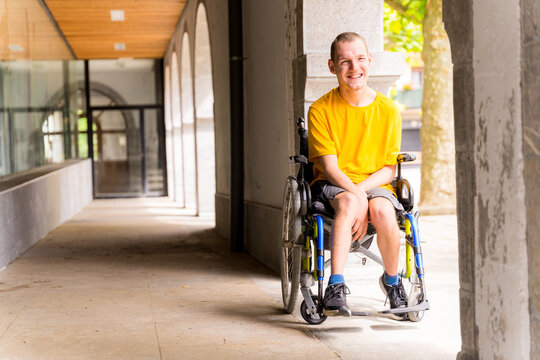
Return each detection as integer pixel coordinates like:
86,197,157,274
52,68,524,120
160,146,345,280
0,0,73,60
0,0,186,60
46,0,186,59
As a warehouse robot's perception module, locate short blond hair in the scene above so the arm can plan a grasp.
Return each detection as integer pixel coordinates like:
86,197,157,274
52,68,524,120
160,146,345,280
330,32,369,62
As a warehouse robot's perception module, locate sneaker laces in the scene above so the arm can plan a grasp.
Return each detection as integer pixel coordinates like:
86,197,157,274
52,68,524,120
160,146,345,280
327,283,350,300
386,283,407,307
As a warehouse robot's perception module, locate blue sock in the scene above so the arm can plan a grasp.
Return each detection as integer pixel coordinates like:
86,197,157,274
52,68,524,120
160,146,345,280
384,272,399,286
329,274,344,285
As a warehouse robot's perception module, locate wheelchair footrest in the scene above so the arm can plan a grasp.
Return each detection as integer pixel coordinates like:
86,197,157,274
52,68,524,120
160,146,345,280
380,299,430,315
350,311,371,316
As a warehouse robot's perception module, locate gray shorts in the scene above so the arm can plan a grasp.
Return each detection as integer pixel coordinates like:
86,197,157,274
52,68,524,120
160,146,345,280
311,180,404,211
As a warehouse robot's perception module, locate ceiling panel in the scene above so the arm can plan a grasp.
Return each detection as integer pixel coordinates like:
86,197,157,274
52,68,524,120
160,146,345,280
0,0,73,60
44,0,186,59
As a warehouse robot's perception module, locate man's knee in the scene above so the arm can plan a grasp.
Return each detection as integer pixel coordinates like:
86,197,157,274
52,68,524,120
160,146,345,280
332,192,365,216
369,198,397,227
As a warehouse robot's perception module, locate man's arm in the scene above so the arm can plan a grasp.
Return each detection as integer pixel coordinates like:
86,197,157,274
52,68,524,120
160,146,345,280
355,165,396,193
319,155,367,199
320,155,395,194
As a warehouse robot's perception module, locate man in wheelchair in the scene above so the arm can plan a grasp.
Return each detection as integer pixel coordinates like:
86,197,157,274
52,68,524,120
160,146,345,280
308,32,407,317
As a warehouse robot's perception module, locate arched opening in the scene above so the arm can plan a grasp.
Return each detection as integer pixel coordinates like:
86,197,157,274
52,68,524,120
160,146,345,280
194,3,216,216
87,86,140,196
171,52,185,207
180,33,198,213
164,65,175,200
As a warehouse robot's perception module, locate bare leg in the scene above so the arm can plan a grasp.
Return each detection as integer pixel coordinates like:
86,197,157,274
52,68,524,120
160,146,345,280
328,192,369,275
368,197,400,276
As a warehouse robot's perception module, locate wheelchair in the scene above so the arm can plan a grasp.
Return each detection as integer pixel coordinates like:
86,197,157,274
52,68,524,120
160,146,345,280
280,118,430,324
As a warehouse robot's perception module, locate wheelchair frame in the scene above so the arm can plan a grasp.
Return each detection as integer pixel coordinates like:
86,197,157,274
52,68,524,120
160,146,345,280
280,118,430,324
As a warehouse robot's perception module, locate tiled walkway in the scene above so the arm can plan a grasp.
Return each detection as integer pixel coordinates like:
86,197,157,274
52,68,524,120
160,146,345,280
0,198,460,359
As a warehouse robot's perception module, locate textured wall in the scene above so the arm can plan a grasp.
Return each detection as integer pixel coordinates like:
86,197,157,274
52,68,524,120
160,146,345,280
473,0,530,357
302,0,383,54
521,0,540,357
241,0,293,266
300,0,403,116
443,3,477,358
445,0,536,358
243,0,290,208
0,160,92,269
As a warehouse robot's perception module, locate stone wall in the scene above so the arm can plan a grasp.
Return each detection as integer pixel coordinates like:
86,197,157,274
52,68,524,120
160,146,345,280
444,0,536,358
521,0,540,357
0,159,92,269
443,4,477,357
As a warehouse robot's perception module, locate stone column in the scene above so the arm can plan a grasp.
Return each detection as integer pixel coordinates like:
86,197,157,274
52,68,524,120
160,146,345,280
443,1,478,358
521,0,540,357
444,0,535,358
295,0,406,120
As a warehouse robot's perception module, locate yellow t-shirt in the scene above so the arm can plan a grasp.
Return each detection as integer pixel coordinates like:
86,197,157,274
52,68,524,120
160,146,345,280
308,88,402,193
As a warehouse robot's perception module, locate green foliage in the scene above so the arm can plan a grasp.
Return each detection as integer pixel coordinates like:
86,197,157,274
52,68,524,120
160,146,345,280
78,116,87,132
383,1,425,53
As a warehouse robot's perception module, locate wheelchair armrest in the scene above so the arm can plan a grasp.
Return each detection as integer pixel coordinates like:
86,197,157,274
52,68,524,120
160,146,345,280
289,155,308,164
397,152,416,163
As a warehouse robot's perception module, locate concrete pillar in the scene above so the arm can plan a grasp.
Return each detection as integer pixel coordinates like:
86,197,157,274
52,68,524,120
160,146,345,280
298,0,406,119
521,0,540,357
444,0,536,358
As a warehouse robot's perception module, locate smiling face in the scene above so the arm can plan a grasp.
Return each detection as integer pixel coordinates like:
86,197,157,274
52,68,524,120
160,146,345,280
328,38,372,93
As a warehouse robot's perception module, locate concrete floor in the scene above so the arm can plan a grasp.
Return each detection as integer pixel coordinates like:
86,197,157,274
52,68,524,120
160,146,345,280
0,198,461,359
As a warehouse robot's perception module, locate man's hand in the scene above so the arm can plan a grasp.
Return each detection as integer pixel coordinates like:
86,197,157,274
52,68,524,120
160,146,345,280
351,206,368,241
319,155,370,241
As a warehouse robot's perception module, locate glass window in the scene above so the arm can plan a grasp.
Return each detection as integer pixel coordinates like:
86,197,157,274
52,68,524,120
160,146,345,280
0,59,85,179
89,59,158,106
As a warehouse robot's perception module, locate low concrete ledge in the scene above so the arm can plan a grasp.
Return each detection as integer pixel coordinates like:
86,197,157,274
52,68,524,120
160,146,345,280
215,193,281,272
0,159,93,269
215,193,230,240
244,200,282,272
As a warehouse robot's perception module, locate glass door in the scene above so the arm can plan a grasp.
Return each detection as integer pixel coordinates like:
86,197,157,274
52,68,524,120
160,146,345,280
144,108,166,195
92,109,142,196
91,108,166,197
86,59,165,198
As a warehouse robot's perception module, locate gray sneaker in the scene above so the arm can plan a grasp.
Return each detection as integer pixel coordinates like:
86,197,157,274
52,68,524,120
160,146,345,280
323,283,352,317
379,274,408,318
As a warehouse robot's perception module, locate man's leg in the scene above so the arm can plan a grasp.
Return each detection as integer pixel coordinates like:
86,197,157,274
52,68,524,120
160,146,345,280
322,191,368,315
368,197,400,276
368,197,407,311
329,191,368,275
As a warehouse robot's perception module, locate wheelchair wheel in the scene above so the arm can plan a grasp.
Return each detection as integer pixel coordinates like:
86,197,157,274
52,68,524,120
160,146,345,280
407,287,424,322
280,177,302,313
300,295,327,325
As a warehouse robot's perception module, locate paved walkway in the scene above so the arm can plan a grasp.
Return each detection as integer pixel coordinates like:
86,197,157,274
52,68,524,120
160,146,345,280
0,198,461,359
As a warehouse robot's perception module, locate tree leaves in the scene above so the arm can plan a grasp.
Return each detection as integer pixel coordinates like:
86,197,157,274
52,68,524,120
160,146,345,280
384,1,425,53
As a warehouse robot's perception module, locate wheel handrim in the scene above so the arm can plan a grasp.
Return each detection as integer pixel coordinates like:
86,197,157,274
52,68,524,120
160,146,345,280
280,178,301,310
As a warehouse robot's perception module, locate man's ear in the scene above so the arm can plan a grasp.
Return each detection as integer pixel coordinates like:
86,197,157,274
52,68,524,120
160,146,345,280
328,59,336,74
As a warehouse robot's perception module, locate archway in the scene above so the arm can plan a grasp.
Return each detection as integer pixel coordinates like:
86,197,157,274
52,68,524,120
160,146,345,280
171,52,185,206
164,65,175,200
194,3,216,215
180,33,198,213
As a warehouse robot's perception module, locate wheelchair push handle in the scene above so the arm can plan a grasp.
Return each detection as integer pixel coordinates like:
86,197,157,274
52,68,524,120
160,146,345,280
396,152,416,181
397,153,416,163
289,155,308,164
297,117,306,129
